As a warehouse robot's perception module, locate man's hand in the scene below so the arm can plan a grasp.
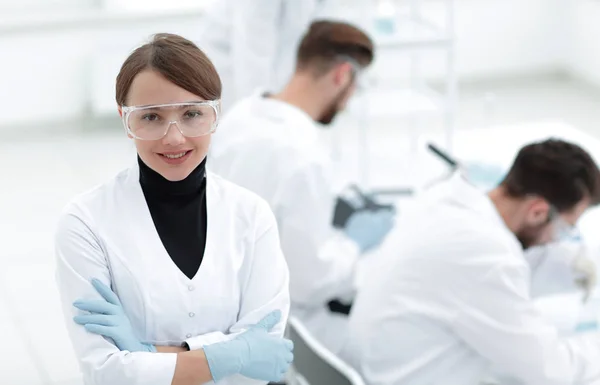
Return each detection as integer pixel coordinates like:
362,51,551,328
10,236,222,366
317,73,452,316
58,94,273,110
572,248,597,302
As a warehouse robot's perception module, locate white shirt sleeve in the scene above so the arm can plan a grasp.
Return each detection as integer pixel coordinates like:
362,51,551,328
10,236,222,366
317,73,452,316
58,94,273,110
453,252,600,385
275,162,360,307
185,198,290,349
54,206,177,385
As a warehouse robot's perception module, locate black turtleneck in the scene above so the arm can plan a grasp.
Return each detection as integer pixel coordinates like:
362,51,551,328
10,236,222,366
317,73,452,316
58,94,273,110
138,156,208,280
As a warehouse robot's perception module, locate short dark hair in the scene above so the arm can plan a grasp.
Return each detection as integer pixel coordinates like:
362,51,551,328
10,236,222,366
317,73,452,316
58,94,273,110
501,138,600,211
116,33,221,106
296,20,374,76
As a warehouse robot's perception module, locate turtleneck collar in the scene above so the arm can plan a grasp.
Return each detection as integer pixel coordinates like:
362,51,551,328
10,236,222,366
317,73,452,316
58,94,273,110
138,155,207,197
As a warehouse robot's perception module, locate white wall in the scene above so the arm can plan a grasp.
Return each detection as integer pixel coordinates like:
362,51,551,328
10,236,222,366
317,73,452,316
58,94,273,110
0,0,97,28
434,0,563,80
0,11,205,129
566,0,600,87
0,0,574,129
0,0,95,12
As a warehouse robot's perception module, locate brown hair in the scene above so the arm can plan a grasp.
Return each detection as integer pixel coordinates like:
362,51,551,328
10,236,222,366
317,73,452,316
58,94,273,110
115,33,222,106
296,20,374,76
501,139,600,211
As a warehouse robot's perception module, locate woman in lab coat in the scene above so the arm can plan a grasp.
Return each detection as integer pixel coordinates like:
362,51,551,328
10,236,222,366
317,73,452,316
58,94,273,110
55,33,292,385
342,139,600,385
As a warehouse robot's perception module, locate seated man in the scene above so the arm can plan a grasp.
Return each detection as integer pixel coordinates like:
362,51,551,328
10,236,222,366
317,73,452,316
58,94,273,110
209,20,395,354
341,139,600,385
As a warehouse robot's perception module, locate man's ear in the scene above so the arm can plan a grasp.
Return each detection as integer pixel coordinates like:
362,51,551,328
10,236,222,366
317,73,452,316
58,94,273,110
333,62,353,86
527,198,551,226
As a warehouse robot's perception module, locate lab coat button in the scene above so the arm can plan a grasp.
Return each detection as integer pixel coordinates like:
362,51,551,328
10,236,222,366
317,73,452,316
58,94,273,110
186,334,192,338
188,285,194,291
189,312,195,317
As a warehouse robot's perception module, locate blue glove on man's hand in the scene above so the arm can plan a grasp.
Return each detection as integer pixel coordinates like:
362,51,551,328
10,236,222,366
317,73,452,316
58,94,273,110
344,209,395,253
203,310,294,383
73,278,156,353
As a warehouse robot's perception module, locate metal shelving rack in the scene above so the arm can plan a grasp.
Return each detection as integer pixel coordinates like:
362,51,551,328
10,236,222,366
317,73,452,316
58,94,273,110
351,0,457,194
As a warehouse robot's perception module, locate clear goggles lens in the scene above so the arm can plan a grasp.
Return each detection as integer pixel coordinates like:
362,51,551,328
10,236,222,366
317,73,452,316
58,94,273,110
124,102,218,140
548,206,580,241
552,216,580,241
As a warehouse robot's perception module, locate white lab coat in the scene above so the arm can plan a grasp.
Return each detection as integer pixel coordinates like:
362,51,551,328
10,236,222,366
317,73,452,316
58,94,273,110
54,161,290,385
341,172,600,385
208,92,360,354
197,0,323,112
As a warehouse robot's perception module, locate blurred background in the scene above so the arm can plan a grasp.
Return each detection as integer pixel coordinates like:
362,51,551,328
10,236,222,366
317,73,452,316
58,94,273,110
3,0,600,384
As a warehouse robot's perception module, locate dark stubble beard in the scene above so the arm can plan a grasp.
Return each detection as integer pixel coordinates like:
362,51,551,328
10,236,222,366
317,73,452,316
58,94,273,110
516,222,549,250
317,82,355,126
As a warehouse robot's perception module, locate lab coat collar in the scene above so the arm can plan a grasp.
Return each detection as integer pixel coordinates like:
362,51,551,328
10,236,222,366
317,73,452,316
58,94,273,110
123,160,222,282
446,171,508,230
249,90,319,139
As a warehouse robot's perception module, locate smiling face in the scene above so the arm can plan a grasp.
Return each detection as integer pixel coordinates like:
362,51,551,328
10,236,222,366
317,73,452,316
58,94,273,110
122,70,212,181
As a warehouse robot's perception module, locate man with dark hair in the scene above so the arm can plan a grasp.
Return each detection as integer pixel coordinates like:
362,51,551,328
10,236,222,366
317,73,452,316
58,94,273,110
274,19,374,125
209,20,394,353
497,139,600,248
342,138,600,385
509,140,600,299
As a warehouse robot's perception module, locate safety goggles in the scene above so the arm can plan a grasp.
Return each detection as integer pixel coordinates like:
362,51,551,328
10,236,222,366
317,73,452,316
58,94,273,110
547,205,581,241
338,55,368,91
121,101,220,141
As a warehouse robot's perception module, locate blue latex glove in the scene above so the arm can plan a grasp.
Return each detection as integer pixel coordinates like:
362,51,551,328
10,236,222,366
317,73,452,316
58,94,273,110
203,310,294,383
73,278,156,353
344,209,395,253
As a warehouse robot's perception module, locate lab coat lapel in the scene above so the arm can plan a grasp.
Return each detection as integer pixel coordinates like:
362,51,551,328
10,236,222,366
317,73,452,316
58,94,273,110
121,161,193,282
194,171,221,283
120,163,224,284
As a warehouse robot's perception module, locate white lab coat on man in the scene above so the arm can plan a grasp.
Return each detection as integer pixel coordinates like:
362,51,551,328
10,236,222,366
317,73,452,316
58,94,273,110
341,172,600,385
55,160,290,385
197,0,324,112
208,92,360,354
